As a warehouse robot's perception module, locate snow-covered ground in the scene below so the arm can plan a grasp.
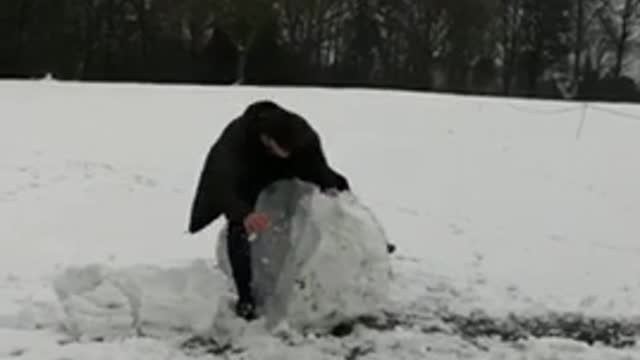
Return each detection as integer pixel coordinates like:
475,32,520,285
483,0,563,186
1,79,639,359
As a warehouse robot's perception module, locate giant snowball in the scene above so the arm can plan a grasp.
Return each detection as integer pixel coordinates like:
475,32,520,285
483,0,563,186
215,179,392,333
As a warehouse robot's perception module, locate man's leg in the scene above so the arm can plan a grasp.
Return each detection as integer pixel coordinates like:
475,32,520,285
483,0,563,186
226,221,256,320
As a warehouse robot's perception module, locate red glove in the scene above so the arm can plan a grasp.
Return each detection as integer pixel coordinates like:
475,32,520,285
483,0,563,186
244,212,269,232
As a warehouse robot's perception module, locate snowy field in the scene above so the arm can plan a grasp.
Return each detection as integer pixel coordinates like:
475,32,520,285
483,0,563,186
1,79,639,359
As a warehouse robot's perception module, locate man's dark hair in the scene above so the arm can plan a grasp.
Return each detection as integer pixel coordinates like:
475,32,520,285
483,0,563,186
245,100,316,153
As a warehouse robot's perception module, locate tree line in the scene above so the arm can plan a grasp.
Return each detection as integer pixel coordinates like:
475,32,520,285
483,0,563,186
1,0,639,102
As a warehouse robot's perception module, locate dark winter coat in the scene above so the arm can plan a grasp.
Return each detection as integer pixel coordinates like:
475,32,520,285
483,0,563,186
187,100,350,234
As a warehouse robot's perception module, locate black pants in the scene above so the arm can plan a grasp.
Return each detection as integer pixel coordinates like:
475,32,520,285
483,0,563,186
226,221,253,303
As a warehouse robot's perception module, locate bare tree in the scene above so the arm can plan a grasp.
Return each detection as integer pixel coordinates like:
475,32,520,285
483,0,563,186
213,0,276,84
127,0,152,69
275,0,347,71
596,0,640,77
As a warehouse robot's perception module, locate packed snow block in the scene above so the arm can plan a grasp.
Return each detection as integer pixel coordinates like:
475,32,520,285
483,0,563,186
51,260,226,340
216,179,392,333
125,261,227,338
52,265,138,340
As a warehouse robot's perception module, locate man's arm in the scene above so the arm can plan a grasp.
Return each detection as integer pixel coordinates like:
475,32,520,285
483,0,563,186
188,148,253,233
293,133,350,192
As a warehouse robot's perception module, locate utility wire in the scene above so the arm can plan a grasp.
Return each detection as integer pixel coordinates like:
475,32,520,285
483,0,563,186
505,102,582,115
589,105,640,121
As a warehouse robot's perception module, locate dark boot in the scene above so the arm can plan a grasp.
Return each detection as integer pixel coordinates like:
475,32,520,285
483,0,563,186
226,222,257,321
235,297,257,321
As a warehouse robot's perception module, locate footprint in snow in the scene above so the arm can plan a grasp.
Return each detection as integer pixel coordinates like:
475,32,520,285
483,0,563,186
449,224,465,236
580,296,597,307
506,284,519,293
397,207,419,216
474,275,487,285
134,175,157,187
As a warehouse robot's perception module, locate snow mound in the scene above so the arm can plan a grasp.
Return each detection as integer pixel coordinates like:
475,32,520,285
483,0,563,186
216,179,392,334
51,260,229,340
49,180,391,342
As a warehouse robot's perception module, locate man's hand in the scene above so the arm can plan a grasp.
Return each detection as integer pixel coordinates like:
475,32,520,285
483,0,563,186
335,173,350,191
244,212,269,232
322,188,340,197
318,173,350,197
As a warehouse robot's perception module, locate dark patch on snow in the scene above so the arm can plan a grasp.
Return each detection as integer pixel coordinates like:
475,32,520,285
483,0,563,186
344,343,375,360
8,348,26,357
57,338,73,346
356,311,404,331
335,309,638,349
180,335,240,356
440,311,639,348
170,307,638,357
104,302,122,310
330,322,354,337
295,279,307,289
326,311,405,338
